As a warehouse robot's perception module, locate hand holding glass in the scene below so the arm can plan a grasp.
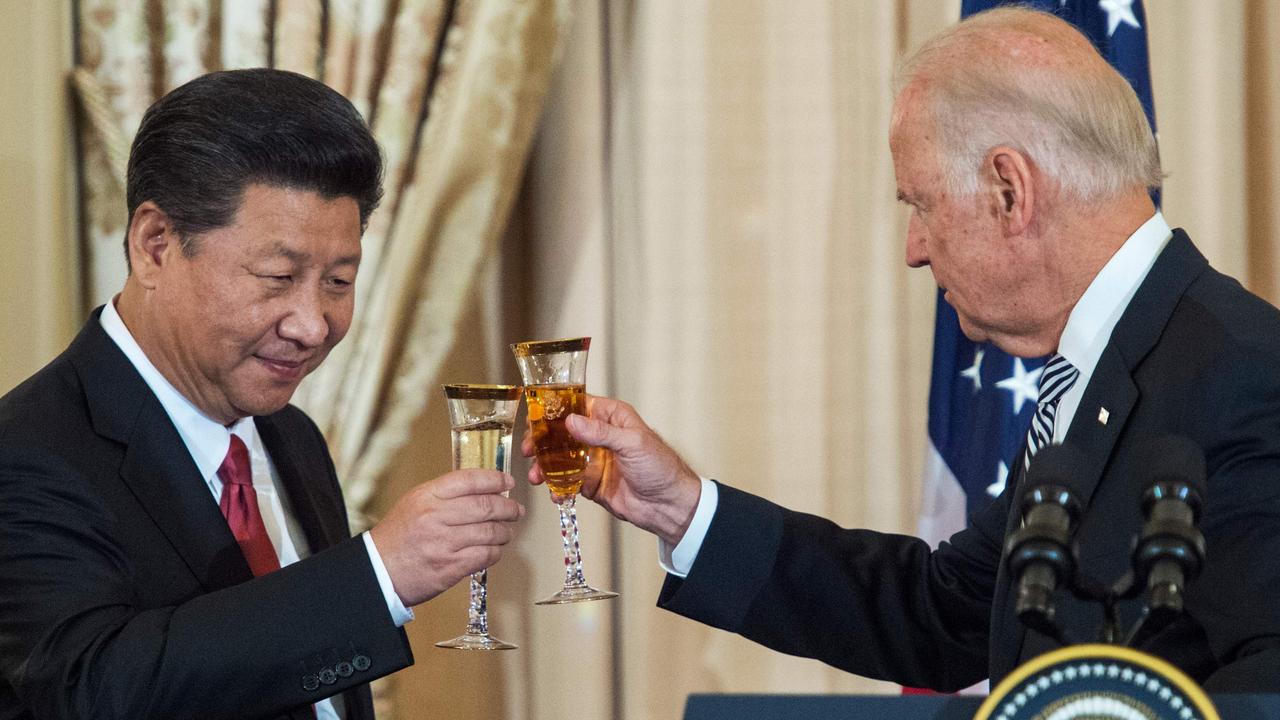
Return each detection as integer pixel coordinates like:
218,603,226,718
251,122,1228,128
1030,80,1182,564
511,337,618,604
435,384,520,650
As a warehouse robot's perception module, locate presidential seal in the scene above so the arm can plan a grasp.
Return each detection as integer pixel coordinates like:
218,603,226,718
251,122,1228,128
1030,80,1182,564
975,644,1219,720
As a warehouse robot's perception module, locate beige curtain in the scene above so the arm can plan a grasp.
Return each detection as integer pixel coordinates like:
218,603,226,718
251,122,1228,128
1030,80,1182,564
507,1,1280,719
0,3,79,396
71,0,571,536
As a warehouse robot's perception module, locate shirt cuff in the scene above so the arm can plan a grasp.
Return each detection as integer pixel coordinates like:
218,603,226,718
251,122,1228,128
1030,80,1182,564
362,531,415,627
657,477,719,578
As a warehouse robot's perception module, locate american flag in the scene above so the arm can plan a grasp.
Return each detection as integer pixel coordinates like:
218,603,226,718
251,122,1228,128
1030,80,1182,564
918,0,1157,549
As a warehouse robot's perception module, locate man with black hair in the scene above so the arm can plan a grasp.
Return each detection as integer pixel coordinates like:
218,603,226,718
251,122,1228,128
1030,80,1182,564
0,69,524,719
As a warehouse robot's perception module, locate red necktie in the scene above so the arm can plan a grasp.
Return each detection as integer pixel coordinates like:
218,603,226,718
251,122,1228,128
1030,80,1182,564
218,436,320,718
217,434,281,577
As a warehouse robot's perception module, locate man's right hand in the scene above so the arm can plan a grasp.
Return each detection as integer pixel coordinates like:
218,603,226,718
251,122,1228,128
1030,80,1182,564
522,396,703,547
369,470,524,607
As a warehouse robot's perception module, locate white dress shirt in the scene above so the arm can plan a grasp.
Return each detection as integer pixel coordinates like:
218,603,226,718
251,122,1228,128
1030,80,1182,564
100,299,414,719
661,212,1174,578
1052,212,1172,441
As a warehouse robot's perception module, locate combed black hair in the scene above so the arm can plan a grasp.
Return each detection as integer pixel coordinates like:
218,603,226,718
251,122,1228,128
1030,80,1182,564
124,68,383,259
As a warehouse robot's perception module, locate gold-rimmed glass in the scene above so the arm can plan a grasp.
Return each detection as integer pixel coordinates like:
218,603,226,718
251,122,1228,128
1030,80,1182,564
511,337,618,604
435,383,520,650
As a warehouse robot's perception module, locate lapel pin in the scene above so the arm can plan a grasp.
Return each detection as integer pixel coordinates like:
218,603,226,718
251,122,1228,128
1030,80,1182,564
1098,407,1110,425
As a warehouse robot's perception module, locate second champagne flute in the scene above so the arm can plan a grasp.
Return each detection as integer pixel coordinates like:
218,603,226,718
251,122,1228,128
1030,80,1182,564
511,337,618,604
435,384,520,650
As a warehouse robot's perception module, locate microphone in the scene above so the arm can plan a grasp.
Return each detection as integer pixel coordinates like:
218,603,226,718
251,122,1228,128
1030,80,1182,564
1004,444,1083,643
1130,436,1206,629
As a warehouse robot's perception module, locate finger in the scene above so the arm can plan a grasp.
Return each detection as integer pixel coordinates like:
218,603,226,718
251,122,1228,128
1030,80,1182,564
583,395,642,429
578,448,607,499
520,432,535,457
448,520,516,549
430,469,513,500
442,494,525,525
566,412,635,452
457,545,504,575
527,462,546,486
578,473,599,500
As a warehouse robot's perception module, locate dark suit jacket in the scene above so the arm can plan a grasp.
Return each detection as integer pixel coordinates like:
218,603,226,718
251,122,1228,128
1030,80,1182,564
0,310,413,719
656,230,1280,692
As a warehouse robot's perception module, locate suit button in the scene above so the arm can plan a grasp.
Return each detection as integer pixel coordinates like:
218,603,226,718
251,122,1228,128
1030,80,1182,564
352,654,371,672
319,668,337,685
302,675,320,692
335,661,354,678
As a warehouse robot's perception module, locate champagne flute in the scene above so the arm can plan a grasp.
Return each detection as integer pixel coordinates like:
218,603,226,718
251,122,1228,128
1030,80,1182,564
511,337,618,604
435,384,520,650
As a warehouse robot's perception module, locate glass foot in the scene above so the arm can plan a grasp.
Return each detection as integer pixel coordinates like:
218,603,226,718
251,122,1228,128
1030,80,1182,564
535,584,619,605
435,633,518,650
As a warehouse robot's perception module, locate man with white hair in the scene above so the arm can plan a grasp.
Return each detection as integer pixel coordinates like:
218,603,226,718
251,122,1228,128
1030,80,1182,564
524,7,1280,691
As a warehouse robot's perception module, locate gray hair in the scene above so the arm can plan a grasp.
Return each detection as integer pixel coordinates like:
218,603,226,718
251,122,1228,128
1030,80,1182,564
896,6,1162,202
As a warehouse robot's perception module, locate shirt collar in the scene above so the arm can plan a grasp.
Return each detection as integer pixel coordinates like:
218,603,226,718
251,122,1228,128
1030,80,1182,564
1057,211,1172,376
99,298,249,482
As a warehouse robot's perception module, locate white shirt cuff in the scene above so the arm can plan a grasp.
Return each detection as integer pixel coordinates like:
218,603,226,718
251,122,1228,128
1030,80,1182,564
657,478,719,578
362,531,415,627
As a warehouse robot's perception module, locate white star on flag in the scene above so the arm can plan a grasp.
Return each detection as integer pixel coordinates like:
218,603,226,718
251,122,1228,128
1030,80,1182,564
996,357,1043,415
1099,0,1141,36
988,461,1010,498
961,348,985,392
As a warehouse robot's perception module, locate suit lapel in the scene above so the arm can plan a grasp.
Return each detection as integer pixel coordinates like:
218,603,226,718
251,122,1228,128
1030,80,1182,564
119,402,255,589
1055,230,1206,511
1058,350,1138,506
256,414,346,554
72,312,254,590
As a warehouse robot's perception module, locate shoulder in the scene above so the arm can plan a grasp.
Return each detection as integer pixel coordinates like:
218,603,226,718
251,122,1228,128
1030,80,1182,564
1174,264,1280,365
0,350,92,449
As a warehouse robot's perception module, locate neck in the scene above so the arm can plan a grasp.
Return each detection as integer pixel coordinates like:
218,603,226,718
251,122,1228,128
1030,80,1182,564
1000,189,1156,358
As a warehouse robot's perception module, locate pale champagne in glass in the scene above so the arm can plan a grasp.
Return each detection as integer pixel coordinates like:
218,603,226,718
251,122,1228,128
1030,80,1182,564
435,384,520,650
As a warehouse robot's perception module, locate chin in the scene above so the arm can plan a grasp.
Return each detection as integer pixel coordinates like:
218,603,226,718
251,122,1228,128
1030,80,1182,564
955,317,988,344
231,390,299,419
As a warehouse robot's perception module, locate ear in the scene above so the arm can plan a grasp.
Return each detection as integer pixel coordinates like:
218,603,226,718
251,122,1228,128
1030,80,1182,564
985,147,1035,236
125,201,181,289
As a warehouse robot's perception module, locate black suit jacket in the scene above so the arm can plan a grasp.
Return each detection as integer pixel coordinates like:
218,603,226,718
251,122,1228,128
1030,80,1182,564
0,310,413,719
656,230,1280,692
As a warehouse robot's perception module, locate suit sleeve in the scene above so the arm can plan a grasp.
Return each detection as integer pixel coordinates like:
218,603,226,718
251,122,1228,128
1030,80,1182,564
657,481,1008,691
0,443,413,720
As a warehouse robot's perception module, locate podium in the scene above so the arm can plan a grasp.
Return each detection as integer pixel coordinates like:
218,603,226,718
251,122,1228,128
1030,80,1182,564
682,694,1280,720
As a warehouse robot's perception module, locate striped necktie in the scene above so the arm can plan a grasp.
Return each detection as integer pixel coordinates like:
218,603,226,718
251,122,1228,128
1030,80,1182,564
1023,353,1080,470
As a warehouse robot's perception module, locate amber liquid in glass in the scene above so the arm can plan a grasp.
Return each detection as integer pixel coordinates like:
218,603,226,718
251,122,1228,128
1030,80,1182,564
525,383,588,496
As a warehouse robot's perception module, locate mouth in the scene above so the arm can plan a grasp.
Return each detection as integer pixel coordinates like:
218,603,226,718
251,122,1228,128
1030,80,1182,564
255,355,310,381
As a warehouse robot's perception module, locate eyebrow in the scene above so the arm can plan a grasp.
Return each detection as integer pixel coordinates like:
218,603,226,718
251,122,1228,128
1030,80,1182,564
272,242,360,267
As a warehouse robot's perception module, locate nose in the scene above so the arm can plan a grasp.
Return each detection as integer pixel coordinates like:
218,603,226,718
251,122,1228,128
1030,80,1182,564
905,214,930,268
278,287,330,348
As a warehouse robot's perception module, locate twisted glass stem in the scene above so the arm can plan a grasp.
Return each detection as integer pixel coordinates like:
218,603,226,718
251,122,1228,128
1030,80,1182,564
465,569,489,636
558,496,588,589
